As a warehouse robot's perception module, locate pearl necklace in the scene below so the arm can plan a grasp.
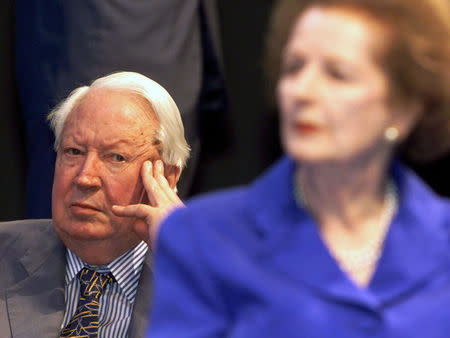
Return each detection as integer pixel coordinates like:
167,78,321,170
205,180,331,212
294,176,398,274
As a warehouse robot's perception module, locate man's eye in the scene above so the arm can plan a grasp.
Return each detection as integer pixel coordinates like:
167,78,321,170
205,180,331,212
111,154,126,162
65,148,82,155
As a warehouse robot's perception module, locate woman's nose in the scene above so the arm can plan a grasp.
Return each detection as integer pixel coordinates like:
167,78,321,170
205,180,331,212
290,63,323,102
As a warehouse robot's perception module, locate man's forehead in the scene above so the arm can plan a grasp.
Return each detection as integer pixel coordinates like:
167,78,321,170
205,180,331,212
61,88,159,145
69,87,156,123
72,87,157,119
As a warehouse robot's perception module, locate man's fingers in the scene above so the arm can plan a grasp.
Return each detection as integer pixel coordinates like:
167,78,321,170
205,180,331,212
112,202,178,249
153,160,173,199
141,161,161,206
155,163,181,202
142,160,175,205
112,204,153,219
154,159,165,177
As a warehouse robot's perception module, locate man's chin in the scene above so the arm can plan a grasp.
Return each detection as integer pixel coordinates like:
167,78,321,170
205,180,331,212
54,220,115,242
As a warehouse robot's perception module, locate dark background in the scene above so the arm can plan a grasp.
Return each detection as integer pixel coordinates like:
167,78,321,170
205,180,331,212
0,0,27,220
0,0,448,221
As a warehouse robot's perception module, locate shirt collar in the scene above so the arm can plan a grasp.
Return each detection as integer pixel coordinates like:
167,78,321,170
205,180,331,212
65,241,148,303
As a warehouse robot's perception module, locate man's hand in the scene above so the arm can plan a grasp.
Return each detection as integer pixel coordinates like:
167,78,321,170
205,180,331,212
112,160,184,248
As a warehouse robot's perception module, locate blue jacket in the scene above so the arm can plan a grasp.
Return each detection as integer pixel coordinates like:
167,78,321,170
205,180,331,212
149,157,450,337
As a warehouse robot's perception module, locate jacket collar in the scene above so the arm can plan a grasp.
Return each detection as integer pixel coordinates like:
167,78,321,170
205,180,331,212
369,161,449,304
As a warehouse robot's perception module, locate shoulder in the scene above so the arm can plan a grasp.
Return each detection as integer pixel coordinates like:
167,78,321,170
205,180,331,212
0,218,53,234
183,186,249,220
157,184,264,271
160,186,253,249
395,163,450,239
158,157,297,257
0,219,60,288
0,219,54,244
155,186,262,298
0,219,56,262
169,156,295,226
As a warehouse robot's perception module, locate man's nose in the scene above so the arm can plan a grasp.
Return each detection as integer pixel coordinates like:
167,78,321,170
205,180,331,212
74,153,102,189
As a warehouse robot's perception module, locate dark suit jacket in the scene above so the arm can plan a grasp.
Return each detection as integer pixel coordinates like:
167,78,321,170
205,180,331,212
0,219,152,338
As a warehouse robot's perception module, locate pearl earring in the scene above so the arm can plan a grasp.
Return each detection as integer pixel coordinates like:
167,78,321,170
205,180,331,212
384,126,399,142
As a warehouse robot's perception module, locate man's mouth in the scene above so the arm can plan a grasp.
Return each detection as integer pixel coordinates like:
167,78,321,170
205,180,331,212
70,202,102,214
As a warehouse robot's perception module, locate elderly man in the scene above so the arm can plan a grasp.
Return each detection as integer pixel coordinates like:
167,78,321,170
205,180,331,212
0,72,189,337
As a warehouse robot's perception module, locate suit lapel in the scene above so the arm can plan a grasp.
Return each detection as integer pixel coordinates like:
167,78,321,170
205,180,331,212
6,222,66,337
128,251,153,338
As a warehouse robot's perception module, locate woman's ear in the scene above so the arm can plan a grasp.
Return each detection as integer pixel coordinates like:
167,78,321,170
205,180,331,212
164,164,181,189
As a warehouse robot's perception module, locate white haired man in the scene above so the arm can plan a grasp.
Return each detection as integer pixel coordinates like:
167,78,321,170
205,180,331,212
0,72,189,337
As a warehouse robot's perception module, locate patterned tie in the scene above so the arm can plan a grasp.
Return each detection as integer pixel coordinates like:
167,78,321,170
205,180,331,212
61,267,114,337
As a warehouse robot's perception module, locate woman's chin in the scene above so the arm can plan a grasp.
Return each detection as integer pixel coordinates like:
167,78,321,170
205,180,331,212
285,145,331,164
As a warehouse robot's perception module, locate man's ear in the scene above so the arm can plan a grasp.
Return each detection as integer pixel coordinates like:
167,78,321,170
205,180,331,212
164,164,181,189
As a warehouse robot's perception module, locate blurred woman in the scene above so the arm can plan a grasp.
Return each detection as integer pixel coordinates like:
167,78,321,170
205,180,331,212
148,0,450,336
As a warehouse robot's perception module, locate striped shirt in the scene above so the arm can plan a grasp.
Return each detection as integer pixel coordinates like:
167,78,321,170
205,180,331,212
62,241,148,337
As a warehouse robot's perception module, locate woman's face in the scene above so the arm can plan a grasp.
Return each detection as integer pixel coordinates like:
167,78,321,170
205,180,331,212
278,7,408,164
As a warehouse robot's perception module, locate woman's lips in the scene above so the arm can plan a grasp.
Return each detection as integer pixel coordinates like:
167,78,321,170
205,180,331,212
294,122,321,134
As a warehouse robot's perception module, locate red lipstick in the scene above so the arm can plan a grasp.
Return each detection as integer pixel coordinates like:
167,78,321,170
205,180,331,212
295,122,320,134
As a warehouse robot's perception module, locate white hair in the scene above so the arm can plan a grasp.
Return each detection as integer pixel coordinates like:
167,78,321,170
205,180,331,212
47,71,190,169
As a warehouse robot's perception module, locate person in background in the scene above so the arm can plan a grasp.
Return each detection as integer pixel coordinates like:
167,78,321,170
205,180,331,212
147,0,450,336
0,71,189,337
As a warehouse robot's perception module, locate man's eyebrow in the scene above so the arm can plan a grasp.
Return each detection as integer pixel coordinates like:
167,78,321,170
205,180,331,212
102,140,134,148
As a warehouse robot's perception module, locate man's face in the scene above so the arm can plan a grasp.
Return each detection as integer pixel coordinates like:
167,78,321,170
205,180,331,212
52,88,160,256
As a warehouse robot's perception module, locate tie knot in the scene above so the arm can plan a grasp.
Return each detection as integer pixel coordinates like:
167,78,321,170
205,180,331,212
78,267,114,299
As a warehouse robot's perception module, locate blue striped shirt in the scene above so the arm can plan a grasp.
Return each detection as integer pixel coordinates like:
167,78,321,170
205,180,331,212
62,241,148,337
